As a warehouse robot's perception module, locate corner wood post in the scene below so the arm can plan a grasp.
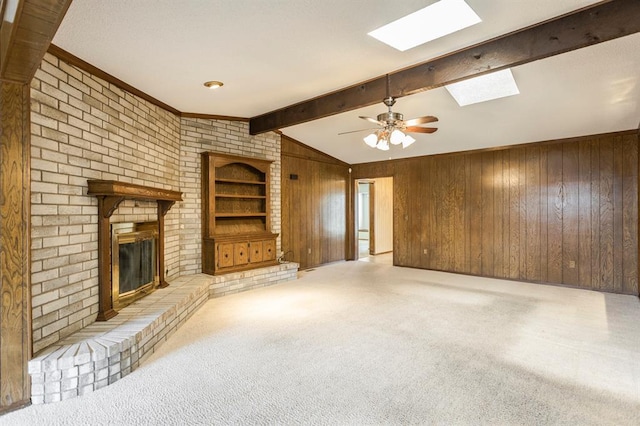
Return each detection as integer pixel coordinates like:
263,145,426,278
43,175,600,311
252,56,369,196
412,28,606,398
157,200,175,288
96,196,123,321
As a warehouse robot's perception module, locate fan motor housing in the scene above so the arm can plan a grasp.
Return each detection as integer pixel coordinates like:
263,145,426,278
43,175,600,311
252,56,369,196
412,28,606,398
377,111,403,125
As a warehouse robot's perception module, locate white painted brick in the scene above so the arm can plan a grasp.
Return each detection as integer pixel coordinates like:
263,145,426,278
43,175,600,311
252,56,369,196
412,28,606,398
44,393,61,404
61,389,78,401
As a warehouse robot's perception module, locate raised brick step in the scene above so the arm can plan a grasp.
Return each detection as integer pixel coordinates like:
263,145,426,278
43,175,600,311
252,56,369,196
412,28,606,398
28,263,298,404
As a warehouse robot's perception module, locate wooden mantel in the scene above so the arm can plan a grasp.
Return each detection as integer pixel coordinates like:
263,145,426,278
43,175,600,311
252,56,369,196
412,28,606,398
87,180,183,321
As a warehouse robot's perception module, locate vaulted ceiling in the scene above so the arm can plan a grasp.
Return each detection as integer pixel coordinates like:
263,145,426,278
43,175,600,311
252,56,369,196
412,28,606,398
52,0,640,164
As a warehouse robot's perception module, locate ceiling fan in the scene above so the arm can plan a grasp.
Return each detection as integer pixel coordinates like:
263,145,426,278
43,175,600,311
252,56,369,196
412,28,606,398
339,75,438,151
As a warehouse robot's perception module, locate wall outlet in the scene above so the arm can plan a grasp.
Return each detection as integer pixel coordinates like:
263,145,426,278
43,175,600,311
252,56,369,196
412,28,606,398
568,260,576,268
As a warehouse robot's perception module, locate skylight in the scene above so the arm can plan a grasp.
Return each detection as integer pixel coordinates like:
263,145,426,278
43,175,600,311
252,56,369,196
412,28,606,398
445,69,520,106
368,0,481,52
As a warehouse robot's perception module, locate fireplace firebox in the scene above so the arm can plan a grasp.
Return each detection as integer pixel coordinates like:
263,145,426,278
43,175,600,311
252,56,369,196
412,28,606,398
111,222,159,310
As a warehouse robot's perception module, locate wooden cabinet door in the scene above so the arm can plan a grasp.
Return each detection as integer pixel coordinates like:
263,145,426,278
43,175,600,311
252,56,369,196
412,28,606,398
263,239,276,261
217,243,234,268
234,242,248,265
250,241,263,263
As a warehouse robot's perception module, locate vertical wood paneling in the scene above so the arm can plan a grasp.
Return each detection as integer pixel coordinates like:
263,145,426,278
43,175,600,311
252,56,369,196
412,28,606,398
395,162,410,266
493,151,504,277
420,158,431,268
281,137,348,269
547,145,564,283
463,155,472,273
562,144,580,286
352,130,638,295
410,161,423,266
430,156,445,269
508,149,521,279
622,134,639,295
590,140,602,290
599,137,615,292
525,147,541,281
578,141,592,288
501,151,511,278
0,82,31,411
468,153,483,274
481,153,494,275
612,137,624,293
517,148,527,279
539,146,549,283
453,155,466,272
441,156,452,270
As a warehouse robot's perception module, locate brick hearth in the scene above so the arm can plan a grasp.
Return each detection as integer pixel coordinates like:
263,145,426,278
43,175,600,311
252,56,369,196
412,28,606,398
28,263,298,404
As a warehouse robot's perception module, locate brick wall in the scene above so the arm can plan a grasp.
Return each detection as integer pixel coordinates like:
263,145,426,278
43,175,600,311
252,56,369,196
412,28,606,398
30,53,182,353
179,117,281,275
30,54,282,353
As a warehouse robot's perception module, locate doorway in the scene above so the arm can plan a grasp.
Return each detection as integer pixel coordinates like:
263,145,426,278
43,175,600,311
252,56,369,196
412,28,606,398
355,177,393,264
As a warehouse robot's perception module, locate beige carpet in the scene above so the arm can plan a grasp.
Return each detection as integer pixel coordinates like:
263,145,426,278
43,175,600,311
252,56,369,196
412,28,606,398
3,260,640,425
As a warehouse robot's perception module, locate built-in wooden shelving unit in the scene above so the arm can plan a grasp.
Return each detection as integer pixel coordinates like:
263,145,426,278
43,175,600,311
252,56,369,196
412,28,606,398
201,152,278,275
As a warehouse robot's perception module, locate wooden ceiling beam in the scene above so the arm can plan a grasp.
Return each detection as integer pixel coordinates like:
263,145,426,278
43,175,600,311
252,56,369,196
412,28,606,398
249,0,640,135
0,0,72,83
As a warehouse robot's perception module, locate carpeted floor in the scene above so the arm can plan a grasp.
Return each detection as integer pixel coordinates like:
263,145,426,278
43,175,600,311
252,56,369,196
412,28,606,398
2,260,640,425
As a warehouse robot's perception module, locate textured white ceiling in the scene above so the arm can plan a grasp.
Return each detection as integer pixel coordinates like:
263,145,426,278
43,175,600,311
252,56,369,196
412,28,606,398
53,0,638,163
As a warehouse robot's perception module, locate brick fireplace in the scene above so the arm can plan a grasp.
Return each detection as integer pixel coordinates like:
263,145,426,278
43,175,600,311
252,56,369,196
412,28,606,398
30,52,283,353
86,180,182,320
27,51,297,404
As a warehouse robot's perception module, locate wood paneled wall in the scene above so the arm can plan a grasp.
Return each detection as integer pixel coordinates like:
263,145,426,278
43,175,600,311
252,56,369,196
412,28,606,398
353,131,639,295
0,81,31,411
281,136,350,269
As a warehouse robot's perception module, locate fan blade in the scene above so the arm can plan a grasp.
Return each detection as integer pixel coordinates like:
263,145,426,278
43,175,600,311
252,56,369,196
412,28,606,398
359,116,384,125
405,126,438,134
338,128,377,135
404,116,438,126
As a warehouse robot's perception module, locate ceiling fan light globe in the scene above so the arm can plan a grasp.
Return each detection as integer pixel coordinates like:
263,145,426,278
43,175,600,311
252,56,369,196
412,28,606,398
363,133,378,147
390,129,405,145
402,135,416,148
377,139,390,151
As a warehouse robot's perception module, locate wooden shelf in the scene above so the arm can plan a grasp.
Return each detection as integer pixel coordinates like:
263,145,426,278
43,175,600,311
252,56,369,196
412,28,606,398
215,194,266,199
202,152,278,276
87,180,182,202
215,178,266,185
215,213,267,218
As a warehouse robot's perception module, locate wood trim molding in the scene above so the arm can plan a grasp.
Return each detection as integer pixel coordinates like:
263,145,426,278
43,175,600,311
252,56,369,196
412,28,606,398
1,0,72,83
181,112,249,122
249,0,640,134
87,180,182,321
47,44,182,115
0,0,71,413
47,46,253,122
0,81,31,412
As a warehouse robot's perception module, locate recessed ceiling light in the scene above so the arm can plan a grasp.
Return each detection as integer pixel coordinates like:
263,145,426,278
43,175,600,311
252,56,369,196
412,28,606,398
368,0,481,52
203,81,224,90
445,69,520,106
